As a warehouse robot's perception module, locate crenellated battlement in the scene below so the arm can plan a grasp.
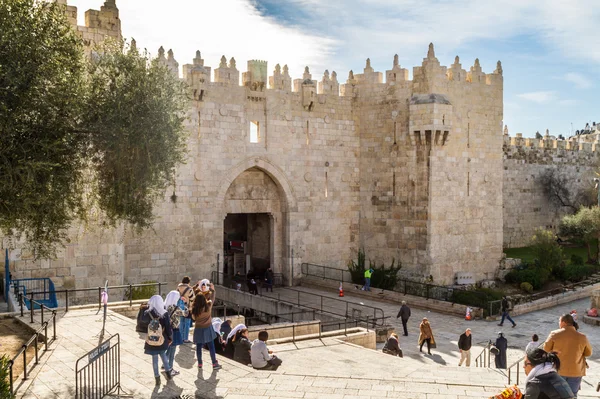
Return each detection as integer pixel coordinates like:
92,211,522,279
503,132,600,154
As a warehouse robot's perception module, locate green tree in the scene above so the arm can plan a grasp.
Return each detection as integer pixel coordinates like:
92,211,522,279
559,206,600,263
0,0,187,258
530,228,563,271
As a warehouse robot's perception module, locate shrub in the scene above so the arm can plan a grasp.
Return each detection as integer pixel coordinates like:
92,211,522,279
504,261,548,290
520,282,533,293
570,254,584,266
347,249,402,291
0,354,11,399
531,228,563,272
124,281,158,301
562,264,595,282
451,288,504,309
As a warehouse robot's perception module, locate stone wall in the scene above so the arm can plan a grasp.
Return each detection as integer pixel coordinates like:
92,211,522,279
503,135,599,248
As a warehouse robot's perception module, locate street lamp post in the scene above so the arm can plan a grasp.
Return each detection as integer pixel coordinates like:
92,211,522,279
595,178,600,207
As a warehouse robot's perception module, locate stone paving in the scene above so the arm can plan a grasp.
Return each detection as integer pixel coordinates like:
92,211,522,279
9,286,600,399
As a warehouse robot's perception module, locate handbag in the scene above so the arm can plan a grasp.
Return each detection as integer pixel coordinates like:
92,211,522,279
490,345,500,356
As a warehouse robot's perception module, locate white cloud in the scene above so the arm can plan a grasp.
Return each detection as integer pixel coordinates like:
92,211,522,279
67,0,337,80
564,72,592,89
517,91,557,103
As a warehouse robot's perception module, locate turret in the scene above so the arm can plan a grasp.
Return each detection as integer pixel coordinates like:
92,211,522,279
182,50,211,99
318,69,339,95
243,60,268,91
214,55,240,85
412,43,447,94
386,54,409,83
269,64,292,91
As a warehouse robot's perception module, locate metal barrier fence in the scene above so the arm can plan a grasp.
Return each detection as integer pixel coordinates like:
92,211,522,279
75,333,131,399
212,271,386,326
3,299,58,397
301,262,491,310
16,282,166,312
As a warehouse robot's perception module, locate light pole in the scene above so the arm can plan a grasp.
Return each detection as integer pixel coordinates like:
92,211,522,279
594,178,600,207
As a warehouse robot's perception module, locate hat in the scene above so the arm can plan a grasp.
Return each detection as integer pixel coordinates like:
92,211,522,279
422,317,428,320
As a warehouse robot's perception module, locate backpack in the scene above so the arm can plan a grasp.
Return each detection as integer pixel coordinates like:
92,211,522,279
146,313,165,347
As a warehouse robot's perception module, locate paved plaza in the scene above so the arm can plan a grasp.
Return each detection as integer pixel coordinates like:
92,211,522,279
10,286,600,398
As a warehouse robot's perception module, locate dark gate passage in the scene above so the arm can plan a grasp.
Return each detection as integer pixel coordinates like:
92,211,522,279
224,213,272,278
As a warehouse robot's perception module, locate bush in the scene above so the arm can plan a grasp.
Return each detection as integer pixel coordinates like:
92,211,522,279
570,254,584,266
347,249,402,291
562,264,595,282
124,281,158,301
504,261,549,290
520,282,533,293
531,228,563,272
0,354,11,399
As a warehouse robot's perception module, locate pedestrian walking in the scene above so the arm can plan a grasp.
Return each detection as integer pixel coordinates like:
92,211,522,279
396,301,411,336
543,313,593,397
495,332,508,369
143,295,173,385
497,296,517,328
191,282,222,370
418,317,435,355
524,347,574,399
458,328,472,367
164,290,187,376
363,267,374,291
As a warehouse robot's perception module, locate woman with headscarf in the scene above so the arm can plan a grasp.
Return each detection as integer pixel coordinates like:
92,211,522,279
495,332,508,369
233,328,252,366
220,319,233,341
164,290,187,376
191,282,221,369
524,347,574,399
224,323,247,359
418,317,435,355
143,295,173,385
210,318,225,354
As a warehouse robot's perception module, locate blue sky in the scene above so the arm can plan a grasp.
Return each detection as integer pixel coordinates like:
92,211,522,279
68,0,600,137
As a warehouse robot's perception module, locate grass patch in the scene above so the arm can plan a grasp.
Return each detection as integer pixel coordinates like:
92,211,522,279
504,239,598,265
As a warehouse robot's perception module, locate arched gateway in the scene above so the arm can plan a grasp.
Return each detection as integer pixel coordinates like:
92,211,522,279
216,158,296,286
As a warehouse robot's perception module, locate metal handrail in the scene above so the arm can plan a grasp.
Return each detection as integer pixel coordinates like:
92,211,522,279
300,262,490,310
474,341,492,368
20,282,166,311
2,304,58,396
212,271,387,326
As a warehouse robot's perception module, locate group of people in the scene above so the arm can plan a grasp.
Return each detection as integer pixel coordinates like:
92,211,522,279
141,276,282,385
233,268,274,294
389,300,593,399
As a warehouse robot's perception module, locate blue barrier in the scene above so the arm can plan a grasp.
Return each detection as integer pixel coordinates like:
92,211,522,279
5,249,58,308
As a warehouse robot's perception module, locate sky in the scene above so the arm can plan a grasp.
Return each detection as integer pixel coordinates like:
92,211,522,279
68,0,600,138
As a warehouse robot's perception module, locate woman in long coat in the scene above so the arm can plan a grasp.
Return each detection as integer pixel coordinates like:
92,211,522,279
418,317,435,355
495,332,508,369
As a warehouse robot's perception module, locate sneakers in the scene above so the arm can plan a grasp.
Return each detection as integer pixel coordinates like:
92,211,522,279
212,363,222,370
198,363,203,369
170,369,180,376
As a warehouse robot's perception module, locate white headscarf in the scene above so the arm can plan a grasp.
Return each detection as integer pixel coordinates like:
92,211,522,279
227,323,247,342
199,279,210,293
164,290,180,310
212,318,223,334
148,295,166,316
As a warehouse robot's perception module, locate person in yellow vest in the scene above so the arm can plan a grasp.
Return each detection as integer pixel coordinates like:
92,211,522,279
363,268,374,291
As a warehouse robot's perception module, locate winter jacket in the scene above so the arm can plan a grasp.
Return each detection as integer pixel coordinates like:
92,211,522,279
233,337,252,365
543,326,592,377
397,304,411,320
458,333,472,351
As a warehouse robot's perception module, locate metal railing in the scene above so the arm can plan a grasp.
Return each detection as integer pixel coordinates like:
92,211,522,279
508,356,524,386
3,300,58,397
301,262,490,310
474,341,492,367
212,271,386,326
16,282,166,312
75,333,131,399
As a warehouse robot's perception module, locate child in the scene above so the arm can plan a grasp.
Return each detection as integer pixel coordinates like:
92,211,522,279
251,330,282,370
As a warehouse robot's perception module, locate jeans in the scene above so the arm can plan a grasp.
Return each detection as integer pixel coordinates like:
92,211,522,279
180,317,191,341
151,351,170,377
364,278,371,291
196,340,217,365
564,376,582,397
500,311,516,326
166,345,177,370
